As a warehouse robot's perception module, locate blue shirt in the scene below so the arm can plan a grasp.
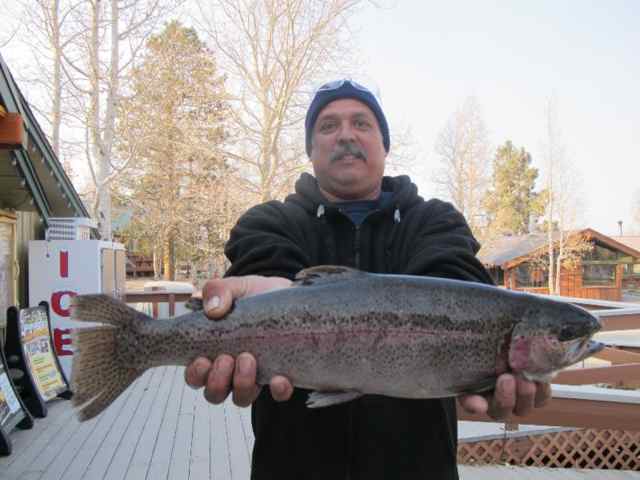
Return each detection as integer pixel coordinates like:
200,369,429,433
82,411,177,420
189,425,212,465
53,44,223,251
332,191,393,226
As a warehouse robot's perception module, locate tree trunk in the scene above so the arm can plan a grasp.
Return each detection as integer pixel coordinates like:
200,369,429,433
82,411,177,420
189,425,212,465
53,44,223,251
51,0,62,158
555,231,564,294
163,233,175,281
547,225,555,294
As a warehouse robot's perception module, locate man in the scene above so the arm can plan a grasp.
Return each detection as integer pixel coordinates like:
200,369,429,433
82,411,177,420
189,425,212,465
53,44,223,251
185,80,551,479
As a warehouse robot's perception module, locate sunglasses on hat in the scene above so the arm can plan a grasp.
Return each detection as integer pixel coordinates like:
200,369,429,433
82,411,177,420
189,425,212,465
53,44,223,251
314,79,382,103
317,78,371,93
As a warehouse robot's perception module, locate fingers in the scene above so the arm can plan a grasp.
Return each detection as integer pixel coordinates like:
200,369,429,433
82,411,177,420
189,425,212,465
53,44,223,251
513,376,537,417
486,375,550,421
203,354,236,404
488,375,516,421
184,356,212,388
231,353,261,407
202,277,249,319
201,276,293,320
270,375,294,402
534,381,552,408
190,353,261,407
457,394,488,415
186,352,293,407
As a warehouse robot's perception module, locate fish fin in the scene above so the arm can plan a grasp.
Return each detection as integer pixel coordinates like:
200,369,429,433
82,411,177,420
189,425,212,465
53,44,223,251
451,377,497,395
70,322,143,422
71,294,152,326
522,371,556,383
71,326,142,421
185,296,204,311
294,265,365,286
306,390,363,408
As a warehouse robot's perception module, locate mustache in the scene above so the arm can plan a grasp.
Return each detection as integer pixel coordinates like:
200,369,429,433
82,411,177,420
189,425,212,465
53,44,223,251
329,142,367,163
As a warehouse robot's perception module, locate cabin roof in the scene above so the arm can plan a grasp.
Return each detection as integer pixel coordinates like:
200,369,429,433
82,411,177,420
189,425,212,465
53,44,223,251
612,235,640,253
0,53,89,224
478,228,640,269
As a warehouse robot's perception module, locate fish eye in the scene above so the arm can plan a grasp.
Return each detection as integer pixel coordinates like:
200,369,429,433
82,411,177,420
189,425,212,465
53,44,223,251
558,325,577,342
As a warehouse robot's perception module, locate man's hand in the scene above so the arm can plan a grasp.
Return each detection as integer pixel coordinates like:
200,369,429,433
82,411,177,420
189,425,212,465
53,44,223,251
184,275,294,407
458,374,551,420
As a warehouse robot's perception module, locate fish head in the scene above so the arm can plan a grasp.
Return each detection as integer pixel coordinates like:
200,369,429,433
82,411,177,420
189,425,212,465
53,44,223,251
508,301,604,382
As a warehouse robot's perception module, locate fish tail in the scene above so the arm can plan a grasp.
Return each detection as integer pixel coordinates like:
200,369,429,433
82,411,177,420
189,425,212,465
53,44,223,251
70,294,149,421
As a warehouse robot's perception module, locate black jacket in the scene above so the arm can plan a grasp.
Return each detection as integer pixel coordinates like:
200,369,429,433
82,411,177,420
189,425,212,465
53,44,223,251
225,173,493,480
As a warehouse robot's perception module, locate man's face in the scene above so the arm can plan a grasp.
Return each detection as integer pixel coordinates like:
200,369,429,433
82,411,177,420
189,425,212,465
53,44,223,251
310,98,387,202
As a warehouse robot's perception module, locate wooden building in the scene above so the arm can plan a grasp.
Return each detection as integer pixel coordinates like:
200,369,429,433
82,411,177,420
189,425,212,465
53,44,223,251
612,236,640,290
0,53,89,333
478,229,640,301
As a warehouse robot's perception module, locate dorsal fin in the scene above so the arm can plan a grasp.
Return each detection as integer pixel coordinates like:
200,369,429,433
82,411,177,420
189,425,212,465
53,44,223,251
294,265,365,286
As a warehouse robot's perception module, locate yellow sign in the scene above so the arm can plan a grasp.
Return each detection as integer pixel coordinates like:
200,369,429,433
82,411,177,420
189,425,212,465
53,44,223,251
20,308,66,401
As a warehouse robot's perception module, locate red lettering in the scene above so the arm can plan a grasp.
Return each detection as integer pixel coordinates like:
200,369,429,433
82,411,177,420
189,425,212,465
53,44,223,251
53,328,73,356
60,251,69,278
51,290,77,317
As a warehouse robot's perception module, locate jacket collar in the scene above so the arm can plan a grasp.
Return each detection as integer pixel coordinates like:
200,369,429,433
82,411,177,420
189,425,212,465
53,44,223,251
286,172,420,220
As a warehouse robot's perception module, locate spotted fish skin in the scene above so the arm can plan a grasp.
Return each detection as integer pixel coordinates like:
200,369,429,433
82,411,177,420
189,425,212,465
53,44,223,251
70,266,603,421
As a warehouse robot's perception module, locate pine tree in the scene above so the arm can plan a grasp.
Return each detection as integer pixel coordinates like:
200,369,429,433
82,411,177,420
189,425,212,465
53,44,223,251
483,141,543,235
115,21,233,280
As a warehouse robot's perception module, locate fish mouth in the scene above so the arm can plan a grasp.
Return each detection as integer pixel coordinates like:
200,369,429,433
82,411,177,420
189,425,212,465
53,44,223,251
564,338,606,365
521,338,606,383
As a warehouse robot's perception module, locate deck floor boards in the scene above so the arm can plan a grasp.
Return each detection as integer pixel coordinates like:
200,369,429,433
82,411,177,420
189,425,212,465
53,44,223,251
43,369,153,480
1,366,639,480
123,367,177,480
210,393,232,480
143,366,185,480
189,383,212,480
98,368,164,480
1,397,75,474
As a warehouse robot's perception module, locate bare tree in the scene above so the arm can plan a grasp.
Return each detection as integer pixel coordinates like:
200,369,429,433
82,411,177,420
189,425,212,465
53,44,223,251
540,96,586,294
8,0,86,174
0,10,21,49
52,0,182,239
433,96,491,234
192,0,367,202
384,125,419,177
5,1,181,237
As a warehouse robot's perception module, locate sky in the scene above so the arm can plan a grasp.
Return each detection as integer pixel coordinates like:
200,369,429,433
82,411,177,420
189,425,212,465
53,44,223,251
1,1,638,236
349,0,640,235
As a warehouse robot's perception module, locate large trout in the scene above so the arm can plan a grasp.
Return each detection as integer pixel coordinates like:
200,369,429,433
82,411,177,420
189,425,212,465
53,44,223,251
70,266,604,421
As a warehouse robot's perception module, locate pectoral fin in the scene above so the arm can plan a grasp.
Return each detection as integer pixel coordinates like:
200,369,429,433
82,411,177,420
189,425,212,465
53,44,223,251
185,296,204,311
306,391,363,408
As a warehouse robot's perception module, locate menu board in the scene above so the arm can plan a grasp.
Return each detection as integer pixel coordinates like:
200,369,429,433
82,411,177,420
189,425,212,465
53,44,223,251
0,369,20,426
19,307,67,401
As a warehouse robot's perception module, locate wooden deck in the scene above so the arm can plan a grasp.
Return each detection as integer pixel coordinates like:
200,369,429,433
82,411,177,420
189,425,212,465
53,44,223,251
0,367,252,480
1,367,639,480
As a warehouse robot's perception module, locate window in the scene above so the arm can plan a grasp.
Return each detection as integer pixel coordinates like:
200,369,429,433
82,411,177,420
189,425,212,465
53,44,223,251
584,244,619,261
623,263,640,278
488,267,504,286
583,264,616,286
515,264,548,287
